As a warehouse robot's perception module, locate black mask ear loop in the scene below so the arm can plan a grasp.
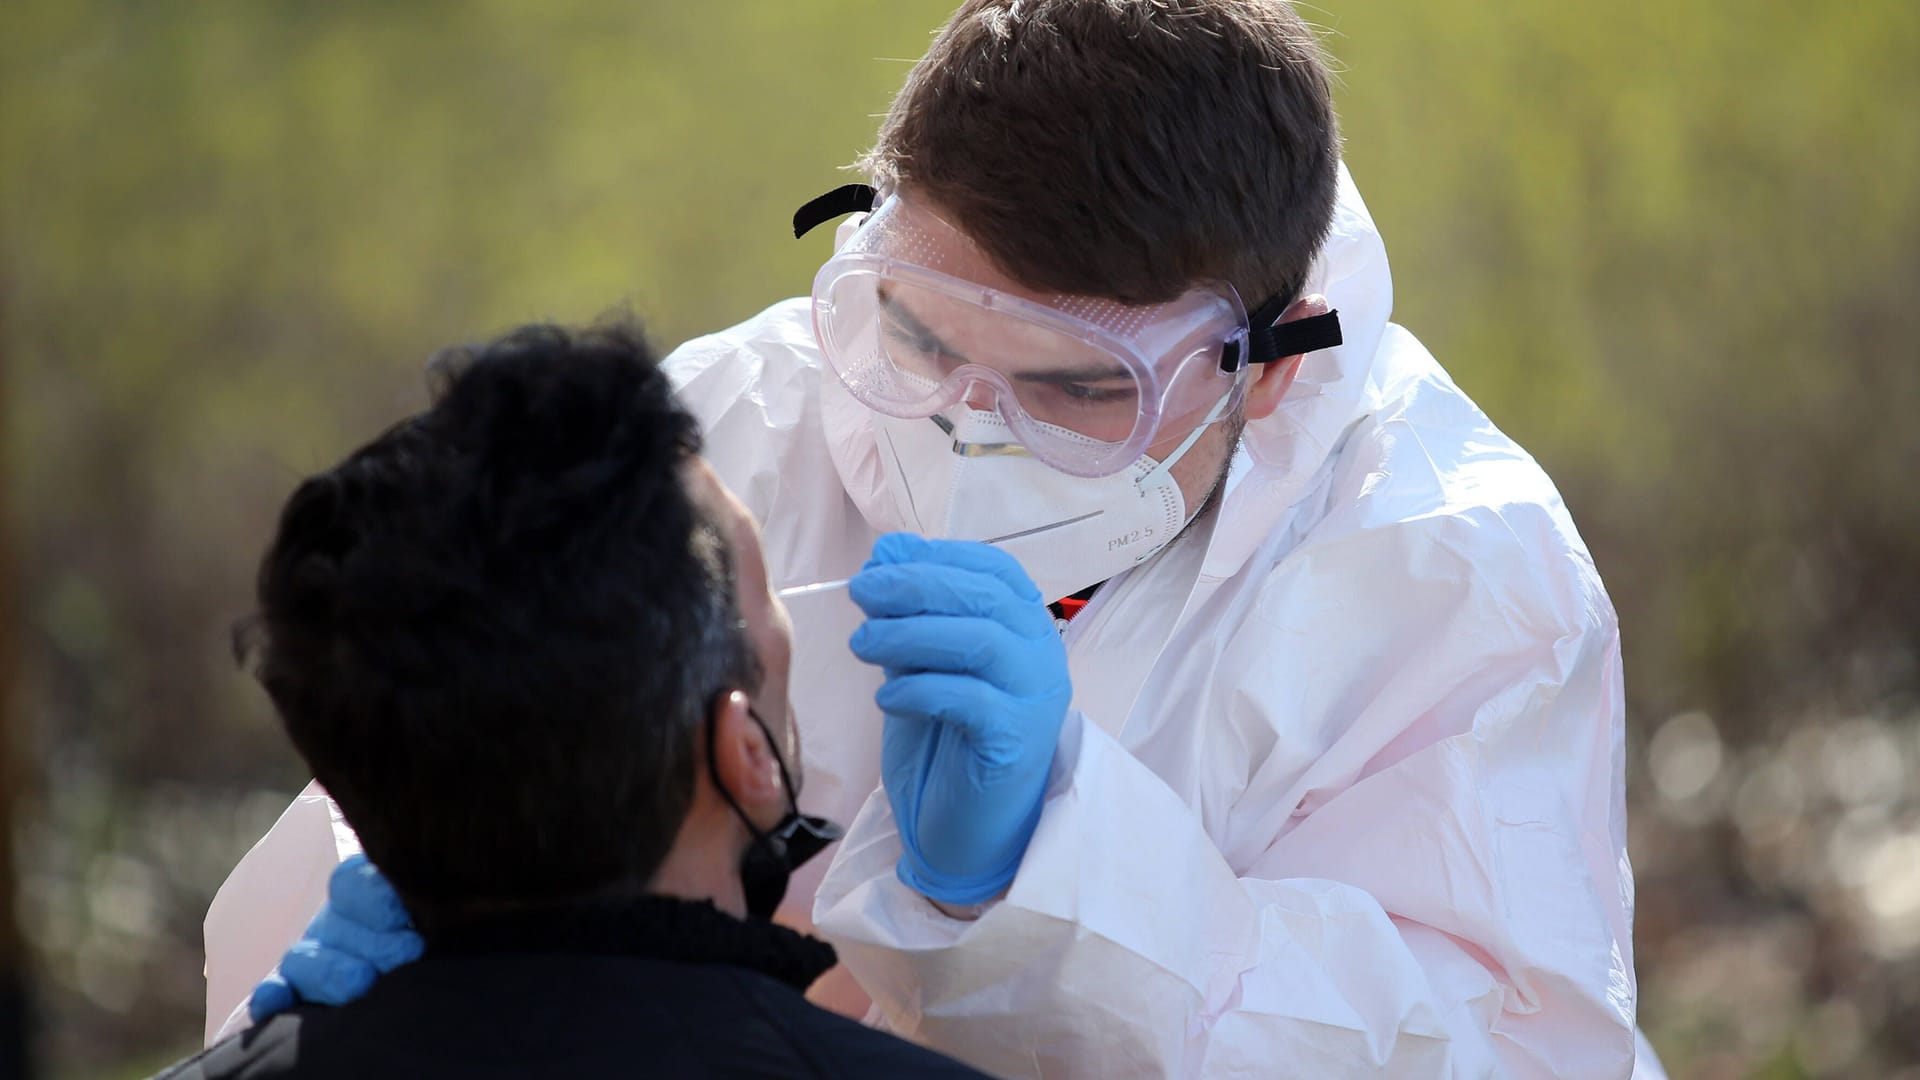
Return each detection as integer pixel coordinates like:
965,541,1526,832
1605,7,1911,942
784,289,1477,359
704,699,845,919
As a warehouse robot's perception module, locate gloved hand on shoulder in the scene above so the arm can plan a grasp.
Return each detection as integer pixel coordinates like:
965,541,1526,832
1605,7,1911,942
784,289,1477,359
849,533,1072,906
248,853,424,1023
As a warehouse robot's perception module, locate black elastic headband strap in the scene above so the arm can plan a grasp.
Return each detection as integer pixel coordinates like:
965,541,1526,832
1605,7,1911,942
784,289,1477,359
1228,291,1343,372
792,184,878,239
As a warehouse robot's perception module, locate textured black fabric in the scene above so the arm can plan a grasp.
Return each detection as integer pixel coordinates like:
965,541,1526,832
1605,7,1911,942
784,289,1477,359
151,897,990,1080
428,895,837,993
1244,306,1342,369
0,967,35,1080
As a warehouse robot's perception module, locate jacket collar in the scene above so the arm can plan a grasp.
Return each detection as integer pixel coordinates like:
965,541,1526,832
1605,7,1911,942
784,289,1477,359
426,895,837,993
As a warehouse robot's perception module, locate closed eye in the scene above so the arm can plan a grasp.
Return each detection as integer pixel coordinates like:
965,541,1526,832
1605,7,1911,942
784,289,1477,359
878,290,967,365
1058,382,1135,403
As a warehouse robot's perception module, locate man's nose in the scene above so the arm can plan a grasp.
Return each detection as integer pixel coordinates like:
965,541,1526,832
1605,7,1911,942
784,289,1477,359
961,380,998,412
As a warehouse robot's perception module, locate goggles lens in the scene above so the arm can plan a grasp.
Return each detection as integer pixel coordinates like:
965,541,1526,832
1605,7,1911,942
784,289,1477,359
819,272,1159,475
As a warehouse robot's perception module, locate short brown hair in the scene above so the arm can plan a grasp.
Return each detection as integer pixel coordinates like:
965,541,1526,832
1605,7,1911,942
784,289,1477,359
864,0,1340,307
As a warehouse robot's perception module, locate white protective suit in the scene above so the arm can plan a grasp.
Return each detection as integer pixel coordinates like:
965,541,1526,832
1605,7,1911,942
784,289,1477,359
204,166,1663,1078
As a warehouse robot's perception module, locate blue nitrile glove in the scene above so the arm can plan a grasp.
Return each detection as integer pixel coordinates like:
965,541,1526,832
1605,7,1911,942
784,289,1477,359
848,533,1071,905
248,854,424,1023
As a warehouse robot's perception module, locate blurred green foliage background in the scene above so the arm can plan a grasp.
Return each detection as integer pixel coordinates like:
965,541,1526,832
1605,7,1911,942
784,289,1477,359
2,2,1916,1077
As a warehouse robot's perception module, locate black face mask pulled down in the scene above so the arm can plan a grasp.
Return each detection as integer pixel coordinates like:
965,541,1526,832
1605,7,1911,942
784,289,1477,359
707,706,844,920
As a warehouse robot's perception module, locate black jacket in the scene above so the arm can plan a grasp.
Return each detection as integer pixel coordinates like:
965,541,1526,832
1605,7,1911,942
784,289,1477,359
155,896,990,1079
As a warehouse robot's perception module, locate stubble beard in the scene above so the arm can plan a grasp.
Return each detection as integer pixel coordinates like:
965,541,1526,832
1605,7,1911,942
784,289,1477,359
1166,409,1247,554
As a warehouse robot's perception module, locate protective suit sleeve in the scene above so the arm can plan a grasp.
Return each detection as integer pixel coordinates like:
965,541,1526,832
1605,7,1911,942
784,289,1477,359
815,516,1639,1079
202,781,362,1045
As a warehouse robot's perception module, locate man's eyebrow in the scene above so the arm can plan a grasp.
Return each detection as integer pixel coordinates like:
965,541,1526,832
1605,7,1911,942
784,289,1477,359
877,287,1133,385
878,287,968,364
1014,366,1135,386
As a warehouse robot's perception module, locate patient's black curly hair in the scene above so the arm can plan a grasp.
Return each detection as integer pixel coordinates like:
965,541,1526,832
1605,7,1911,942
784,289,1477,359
240,321,756,923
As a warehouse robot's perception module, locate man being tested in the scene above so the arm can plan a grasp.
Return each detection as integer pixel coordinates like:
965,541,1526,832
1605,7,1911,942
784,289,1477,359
158,324,987,1078
214,2,1663,1076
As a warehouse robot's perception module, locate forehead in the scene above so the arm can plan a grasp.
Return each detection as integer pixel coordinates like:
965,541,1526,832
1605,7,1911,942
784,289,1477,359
871,189,1223,347
886,190,1063,303
680,459,766,585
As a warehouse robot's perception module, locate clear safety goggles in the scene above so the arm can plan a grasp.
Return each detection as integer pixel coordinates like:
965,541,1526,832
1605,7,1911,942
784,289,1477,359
794,184,1343,479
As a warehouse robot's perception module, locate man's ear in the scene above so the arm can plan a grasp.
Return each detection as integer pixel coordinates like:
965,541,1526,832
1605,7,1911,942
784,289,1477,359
708,690,783,816
1244,294,1331,422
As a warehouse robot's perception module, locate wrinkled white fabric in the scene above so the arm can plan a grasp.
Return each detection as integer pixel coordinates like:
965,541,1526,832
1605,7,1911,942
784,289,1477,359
202,780,361,1045
200,164,1664,1078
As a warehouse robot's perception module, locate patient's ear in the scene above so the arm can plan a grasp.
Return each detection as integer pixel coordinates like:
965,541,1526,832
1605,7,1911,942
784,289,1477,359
1244,294,1330,422
708,690,783,824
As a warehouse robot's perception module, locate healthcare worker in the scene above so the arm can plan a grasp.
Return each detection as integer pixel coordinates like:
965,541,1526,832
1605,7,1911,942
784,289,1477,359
206,2,1666,1076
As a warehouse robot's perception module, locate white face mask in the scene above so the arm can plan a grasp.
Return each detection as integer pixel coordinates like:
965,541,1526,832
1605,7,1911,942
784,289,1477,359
872,402,1226,603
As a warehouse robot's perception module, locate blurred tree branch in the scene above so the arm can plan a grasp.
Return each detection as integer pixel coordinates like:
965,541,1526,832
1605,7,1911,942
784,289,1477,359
0,282,34,1079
